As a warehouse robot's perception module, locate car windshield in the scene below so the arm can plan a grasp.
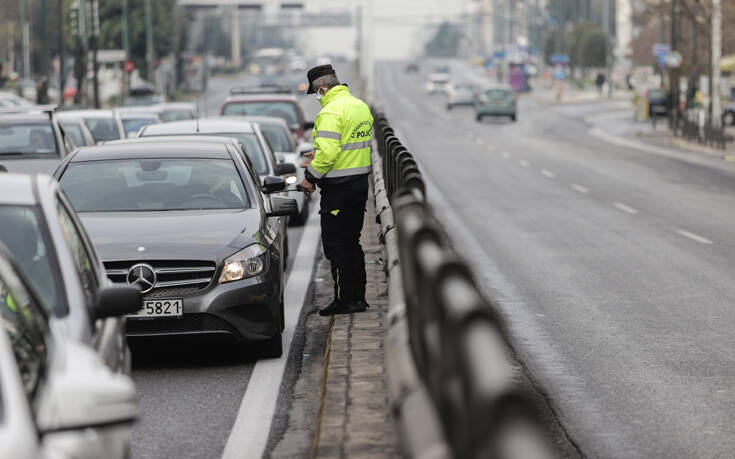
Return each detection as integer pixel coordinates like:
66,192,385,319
0,206,64,315
83,118,121,142
259,124,294,152
485,89,513,98
60,158,251,212
223,102,299,129
0,122,58,156
164,109,195,121
123,118,157,136
61,122,86,147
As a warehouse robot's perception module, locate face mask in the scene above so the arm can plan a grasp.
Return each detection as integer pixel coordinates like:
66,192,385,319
316,88,324,100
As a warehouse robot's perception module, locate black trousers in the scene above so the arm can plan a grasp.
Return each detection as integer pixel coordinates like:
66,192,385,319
319,187,368,305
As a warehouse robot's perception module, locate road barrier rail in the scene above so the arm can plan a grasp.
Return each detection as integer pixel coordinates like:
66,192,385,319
372,113,554,459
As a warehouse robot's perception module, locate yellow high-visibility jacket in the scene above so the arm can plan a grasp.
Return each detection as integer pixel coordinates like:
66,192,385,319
305,85,373,186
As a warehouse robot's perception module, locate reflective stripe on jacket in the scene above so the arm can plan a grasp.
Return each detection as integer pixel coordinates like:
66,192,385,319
306,85,373,184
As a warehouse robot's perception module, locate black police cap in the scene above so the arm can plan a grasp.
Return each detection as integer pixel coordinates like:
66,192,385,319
306,64,337,94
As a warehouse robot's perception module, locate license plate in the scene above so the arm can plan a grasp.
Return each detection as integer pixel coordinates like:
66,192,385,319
128,299,183,318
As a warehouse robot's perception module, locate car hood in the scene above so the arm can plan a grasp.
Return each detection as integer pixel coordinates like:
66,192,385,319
0,157,61,174
79,208,266,261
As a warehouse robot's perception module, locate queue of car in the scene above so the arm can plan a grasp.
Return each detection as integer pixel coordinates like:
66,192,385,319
0,86,312,457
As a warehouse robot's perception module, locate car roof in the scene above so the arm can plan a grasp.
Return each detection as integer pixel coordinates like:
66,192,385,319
118,111,160,120
156,102,196,110
237,115,290,128
57,110,115,119
0,173,37,205
70,140,232,161
223,93,299,103
141,118,257,135
0,113,52,122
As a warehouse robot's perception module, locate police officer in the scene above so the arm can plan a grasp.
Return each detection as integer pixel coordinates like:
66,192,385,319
300,65,373,316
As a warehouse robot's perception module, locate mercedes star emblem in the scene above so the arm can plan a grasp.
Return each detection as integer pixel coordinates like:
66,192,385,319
126,263,156,294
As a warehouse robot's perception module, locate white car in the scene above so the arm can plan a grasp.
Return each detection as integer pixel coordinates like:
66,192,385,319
0,245,139,459
425,73,450,95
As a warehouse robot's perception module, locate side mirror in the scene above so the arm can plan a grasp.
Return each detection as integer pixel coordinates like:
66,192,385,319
304,121,315,130
95,285,142,319
274,162,297,176
267,196,299,217
261,176,286,194
36,339,138,433
298,142,314,156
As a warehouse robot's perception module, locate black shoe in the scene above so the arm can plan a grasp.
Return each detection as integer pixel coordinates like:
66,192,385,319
318,300,343,316
358,299,370,309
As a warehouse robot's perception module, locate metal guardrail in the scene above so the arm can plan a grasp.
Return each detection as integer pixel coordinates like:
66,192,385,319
675,110,728,150
372,112,554,459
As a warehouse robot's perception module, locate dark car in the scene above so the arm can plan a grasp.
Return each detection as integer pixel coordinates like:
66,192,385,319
221,88,313,141
0,173,141,373
0,107,73,174
646,89,669,117
53,138,298,357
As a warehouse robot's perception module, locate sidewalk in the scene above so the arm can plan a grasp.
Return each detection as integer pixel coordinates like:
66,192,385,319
311,186,400,458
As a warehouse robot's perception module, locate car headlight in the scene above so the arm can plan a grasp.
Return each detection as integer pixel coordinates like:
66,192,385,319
218,244,268,284
285,175,298,185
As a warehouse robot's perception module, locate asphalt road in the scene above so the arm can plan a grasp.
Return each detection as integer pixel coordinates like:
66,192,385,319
377,60,735,458
129,64,350,459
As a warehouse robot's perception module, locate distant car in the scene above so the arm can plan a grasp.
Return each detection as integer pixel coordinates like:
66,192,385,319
156,102,198,121
0,91,32,107
59,115,96,147
0,173,141,373
117,111,161,138
57,110,125,144
221,88,313,141
0,107,73,174
475,86,517,122
125,85,165,106
646,89,669,117
722,103,735,126
446,83,476,110
54,138,297,357
238,115,313,225
425,73,450,95
0,243,139,459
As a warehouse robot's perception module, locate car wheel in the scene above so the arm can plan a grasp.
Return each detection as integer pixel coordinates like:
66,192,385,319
724,111,735,126
476,114,483,122
258,324,283,358
446,104,452,111
510,114,517,122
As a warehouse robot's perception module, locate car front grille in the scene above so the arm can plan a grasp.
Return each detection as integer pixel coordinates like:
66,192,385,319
126,313,240,337
105,260,217,295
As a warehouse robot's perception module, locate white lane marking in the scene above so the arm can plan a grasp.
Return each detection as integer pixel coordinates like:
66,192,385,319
541,169,555,179
572,184,589,194
476,137,485,145
501,151,511,158
674,229,713,245
518,159,530,167
222,210,321,459
613,202,639,215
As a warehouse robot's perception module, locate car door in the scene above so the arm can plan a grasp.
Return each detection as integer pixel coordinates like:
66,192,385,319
55,193,128,373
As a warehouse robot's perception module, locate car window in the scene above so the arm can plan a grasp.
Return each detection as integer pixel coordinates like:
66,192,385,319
485,89,513,99
83,118,121,142
164,109,195,121
0,206,65,316
0,121,58,156
224,133,269,175
0,258,49,401
259,124,294,152
223,102,300,130
56,200,99,307
122,118,157,136
61,122,85,147
60,158,251,212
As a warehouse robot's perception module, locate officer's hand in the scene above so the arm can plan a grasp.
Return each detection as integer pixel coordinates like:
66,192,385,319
302,151,314,159
300,158,312,168
300,178,315,194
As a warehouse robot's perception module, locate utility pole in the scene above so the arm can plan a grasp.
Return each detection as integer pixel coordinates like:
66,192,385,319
670,0,679,132
90,0,100,108
122,0,130,103
145,0,154,83
231,3,241,68
711,0,722,128
364,0,374,104
20,0,31,79
58,0,65,105
603,0,612,96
